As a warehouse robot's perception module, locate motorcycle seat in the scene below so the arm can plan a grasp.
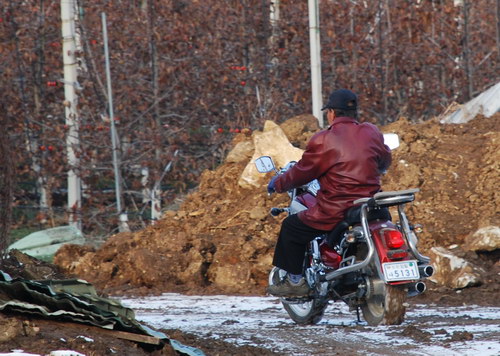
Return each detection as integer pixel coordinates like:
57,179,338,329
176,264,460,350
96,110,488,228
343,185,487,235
326,206,391,248
353,188,419,207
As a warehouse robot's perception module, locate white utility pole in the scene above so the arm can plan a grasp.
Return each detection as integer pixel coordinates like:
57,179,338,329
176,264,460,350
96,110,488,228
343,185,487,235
102,13,129,232
308,0,323,127
150,149,179,224
270,0,280,40
269,0,280,68
61,0,82,229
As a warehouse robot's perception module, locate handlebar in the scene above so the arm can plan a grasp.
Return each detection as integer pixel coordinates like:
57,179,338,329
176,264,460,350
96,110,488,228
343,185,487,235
270,208,288,216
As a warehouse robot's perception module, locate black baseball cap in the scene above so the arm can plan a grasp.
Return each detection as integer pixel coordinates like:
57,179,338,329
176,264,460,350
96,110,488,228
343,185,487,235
322,89,358,111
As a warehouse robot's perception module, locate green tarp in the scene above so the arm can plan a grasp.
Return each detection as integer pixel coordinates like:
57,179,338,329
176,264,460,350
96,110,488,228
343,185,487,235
7,226,87,262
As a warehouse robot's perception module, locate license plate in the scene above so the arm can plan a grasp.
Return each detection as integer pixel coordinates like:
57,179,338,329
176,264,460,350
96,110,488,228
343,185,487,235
382,260,420,281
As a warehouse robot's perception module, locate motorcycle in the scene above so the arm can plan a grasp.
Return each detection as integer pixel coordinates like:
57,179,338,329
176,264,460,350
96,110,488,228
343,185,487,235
254,135,433,326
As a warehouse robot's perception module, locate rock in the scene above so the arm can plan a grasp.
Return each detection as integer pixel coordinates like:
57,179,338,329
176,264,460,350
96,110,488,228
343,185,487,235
249,206,269,221
428,246,483,289
463,226,500,252
208,262,252,291
53,244,95,274
226,140,254,163
401,325,432,342
448,331,474,342
127,248,172,286
0,314,20,342
238,120,304,189
163,210,177,218
279,114,320,148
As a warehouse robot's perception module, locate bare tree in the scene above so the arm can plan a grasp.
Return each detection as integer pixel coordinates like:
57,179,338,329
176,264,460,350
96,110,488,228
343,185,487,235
377,0,388,123
147,0,162,221
497,0,500,64
0,108,14,256
462,0,474,99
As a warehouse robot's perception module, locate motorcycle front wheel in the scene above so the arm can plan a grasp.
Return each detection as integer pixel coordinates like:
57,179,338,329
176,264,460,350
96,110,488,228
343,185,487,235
269,267,328,325
361,282,407,326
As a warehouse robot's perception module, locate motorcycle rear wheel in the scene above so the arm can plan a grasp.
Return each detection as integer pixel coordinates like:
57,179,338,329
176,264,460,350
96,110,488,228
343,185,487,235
361,283,407,326
269,267,328,325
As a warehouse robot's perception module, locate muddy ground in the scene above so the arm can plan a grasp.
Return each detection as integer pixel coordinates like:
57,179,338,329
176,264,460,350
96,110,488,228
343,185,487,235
1,113,499,355
121,294,499,356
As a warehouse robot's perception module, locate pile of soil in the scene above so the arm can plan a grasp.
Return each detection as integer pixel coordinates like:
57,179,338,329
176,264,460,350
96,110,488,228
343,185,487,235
381,114,499,249
53,114,499,301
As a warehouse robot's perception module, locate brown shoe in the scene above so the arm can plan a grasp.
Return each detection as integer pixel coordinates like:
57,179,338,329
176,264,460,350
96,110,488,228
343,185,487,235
267,276,310,297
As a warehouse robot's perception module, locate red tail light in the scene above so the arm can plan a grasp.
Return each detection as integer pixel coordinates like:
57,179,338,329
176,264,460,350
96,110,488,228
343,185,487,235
383,229,404,249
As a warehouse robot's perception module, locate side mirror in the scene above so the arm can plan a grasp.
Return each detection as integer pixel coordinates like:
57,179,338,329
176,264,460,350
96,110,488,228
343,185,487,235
383,133,400,150
254,156,276,173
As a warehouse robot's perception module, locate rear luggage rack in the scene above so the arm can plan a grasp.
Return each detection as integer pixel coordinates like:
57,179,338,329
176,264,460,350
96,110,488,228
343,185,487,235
353,188,419,207
323,188,429,282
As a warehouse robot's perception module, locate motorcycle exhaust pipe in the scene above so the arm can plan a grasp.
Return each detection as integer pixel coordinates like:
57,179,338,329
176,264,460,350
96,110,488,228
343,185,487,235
408,281,426,297
419,264,434,278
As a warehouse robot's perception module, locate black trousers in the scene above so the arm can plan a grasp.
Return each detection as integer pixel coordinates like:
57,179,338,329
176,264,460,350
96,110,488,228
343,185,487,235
272,214,329,275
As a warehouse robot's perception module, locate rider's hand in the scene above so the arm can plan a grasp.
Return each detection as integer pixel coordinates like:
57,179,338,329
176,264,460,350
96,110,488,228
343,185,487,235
267,175,278,194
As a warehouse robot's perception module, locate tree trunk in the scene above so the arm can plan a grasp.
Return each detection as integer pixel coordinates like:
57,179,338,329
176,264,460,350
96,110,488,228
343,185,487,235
34,0,53,224
148,0,162,221
377,0,388,123
462,0,473,100
497,0,500,64
0,109,14,256
349,6,358,88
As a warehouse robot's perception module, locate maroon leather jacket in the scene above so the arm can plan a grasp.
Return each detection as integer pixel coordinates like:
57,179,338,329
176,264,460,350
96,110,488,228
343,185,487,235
274,116,392,231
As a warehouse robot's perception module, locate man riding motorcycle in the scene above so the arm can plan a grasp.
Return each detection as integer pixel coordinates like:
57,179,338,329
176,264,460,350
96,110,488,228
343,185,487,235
267,88,392,297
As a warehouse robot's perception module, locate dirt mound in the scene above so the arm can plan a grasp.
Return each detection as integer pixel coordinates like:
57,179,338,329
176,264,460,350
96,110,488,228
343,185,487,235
54,113,500,296
1,249,69,280
382,114,500,248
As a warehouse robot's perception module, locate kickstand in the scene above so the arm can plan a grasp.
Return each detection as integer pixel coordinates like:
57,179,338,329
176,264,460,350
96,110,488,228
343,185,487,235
356,306,361,322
